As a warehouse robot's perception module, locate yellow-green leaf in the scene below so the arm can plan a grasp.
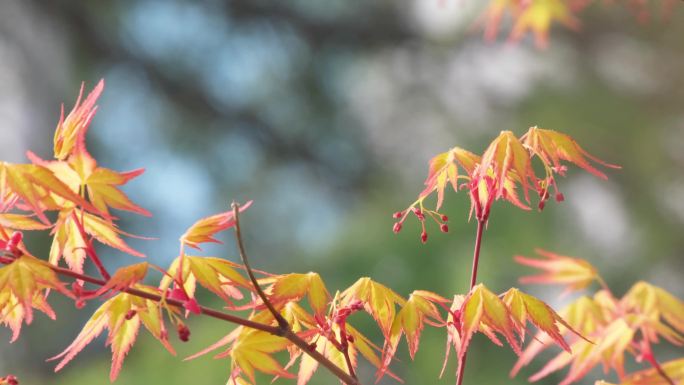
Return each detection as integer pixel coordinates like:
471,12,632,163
340,277,405,339
270,272,331,317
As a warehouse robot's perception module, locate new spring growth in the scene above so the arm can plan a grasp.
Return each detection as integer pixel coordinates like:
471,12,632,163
392,206,449,243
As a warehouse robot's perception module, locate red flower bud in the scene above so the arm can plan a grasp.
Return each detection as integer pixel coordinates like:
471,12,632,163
555,192,565,202
393,222,402,233
392,211,403,219
420,231,428,243
125,310,137,320
441,215,449,222
440,224,449,233
177,323,191,342
538,200,546,211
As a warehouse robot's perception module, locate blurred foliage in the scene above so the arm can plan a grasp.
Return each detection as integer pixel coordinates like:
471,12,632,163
1,0,683,384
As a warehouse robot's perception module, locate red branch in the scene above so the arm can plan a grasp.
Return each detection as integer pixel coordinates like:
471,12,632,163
457,219,486,385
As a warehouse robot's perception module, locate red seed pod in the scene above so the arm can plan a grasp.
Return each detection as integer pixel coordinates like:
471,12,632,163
441,215,448,222
420,231,428,243
555,192,565,202
440,224,449,233
5,375,18,385
538,200,546,211
392,211,403,219
392,222,403,233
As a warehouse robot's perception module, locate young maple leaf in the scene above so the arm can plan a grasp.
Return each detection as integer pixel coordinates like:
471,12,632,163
180,201,253,250
50,210,145,273
380,290,447,378
522,127,620,181
28,147,150,218
509,0,580,49
339,277,406,339
0,214,51,231
510,291,612,378
269,272,331,318
620,281,684,346
420,148,481,211
470,130,537,221
51,287,175,381
0,163,97,224
460,284,522,356
514,249,600,295
161,255,250,305
526,318,635,385
0,254,71,341
502,288,588,350
223,329,294,383
53,79,104,160
600,357,684,385
94,262,149,296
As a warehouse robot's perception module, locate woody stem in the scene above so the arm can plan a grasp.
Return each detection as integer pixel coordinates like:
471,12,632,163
456,218,486,385
231,202,289,330
0,256,361,385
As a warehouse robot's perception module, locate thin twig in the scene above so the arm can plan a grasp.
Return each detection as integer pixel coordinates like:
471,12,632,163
231,202,289,330
0,256,361,385
341,340,357,380
456,218,486,385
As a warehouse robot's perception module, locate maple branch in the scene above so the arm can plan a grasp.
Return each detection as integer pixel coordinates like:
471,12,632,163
0,257,361,385
230,203,360,384
457,218,486,385
231,202,290,330
648,357,676,385
340,336,358,381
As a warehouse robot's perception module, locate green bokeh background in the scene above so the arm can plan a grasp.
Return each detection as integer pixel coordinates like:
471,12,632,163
1,1,683,384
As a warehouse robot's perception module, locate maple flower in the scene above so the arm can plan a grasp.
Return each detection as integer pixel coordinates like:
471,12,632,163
521,126,620,209
514,248,600,295
393,147,477,242
54,79,104,160
396,127,619,239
